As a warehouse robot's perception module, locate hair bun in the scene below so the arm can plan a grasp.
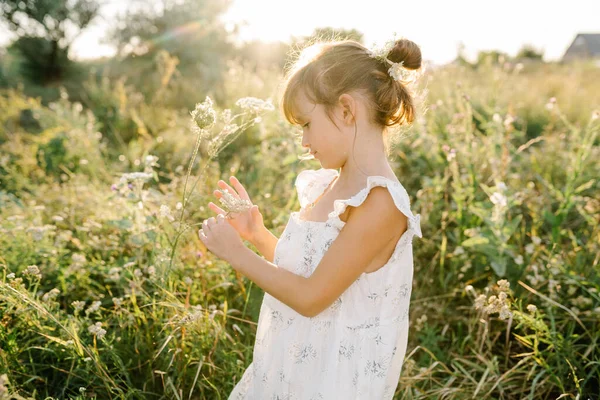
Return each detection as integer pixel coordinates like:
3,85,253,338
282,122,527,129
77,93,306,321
387,39,422,70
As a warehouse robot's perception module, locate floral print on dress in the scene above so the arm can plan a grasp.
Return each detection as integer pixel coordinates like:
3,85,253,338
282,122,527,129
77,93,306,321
228,168,423,399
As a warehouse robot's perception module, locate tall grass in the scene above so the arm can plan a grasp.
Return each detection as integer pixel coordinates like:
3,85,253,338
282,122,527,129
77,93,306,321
0,56,598,399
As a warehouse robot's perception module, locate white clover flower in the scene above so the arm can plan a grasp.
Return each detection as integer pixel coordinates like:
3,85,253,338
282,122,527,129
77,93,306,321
490,192,508,207
526,304,537,313
235,97,274,114
190,96,217,131
88,322,107,339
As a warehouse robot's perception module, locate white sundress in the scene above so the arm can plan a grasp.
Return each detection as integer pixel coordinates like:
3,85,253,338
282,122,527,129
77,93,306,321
228,167,423,400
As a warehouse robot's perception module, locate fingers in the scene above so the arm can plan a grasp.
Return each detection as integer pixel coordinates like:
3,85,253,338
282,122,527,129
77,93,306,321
216,176,250,202
229,176,251,201
208,201,226,216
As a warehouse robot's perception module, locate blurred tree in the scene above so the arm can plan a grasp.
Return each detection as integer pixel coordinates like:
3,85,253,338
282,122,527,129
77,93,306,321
0,0,100,85
515,44,544,62
106,0,236,106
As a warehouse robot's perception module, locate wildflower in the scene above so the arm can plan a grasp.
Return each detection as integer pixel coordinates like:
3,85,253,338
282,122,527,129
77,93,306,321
216,188,253,215
6,273,15,279
531,236,541,245
146,266,156,276
184,277,193,286
492,113,502,123
120,172,153,183
545,97,556,110
190,96,217,131
514,255,524,265
88,322,107,339
112,297,123,308
474,294,487,310
497,279,510,292
525,243,535,254
72,300,85,311
85,300,102,315
79,387,86,394
592,110,599,121
159,205,174,221
72,253,86,265
23,265,41,279
42,288,60,302
498,305,512,320
464,285,474,293
133,269,143,278
526,304,537,313
495,182,507,192
235,97,275,114
490,192,508,207
144,155,159,168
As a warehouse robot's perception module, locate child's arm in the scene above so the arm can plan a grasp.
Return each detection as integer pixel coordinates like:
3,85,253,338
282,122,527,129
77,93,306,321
248,226,279,263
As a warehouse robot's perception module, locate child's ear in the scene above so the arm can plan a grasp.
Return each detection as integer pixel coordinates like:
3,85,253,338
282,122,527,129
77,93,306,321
338,94,356,125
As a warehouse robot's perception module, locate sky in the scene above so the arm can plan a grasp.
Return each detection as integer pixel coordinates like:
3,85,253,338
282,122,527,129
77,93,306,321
1,0,599,65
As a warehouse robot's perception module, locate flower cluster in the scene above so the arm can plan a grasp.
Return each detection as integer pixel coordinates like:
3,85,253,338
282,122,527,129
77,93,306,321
235,97,275,114
471,279,513,320
191,96,217,131
88,322,107,339
216,188,253,216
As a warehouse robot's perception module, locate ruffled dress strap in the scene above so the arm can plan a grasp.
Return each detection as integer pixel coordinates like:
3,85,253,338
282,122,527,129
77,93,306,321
294,168,339,209
327,176,423,239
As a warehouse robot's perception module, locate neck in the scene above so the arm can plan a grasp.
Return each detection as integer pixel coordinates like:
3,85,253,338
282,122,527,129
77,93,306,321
335,125,393,190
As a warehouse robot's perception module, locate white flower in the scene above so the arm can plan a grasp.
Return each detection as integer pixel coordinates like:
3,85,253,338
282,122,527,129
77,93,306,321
531,236,541,245
496,182,507,192
42,288,60,302
72,300,85,311
514,255,524,265
88,322,107,339
120,172,154,183
464,285,474,293
235,97,274,114
7,273,15,279
526,304,537,313
497,279,510,292
24,265,41,279
190,96,217,130
490,192,508,207
85,300,102,315
525,243,535,254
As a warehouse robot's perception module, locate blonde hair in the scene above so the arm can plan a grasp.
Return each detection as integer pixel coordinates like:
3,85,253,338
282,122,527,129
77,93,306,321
279,37,422,133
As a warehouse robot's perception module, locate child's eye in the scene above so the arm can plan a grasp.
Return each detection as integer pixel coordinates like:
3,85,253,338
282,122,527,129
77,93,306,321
303,122,310,128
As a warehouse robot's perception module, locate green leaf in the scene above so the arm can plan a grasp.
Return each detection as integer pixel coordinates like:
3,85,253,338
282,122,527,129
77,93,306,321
461,236,490,247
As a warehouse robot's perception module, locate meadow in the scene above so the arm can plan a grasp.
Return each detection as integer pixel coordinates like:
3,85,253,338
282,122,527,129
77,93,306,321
0,54,599,399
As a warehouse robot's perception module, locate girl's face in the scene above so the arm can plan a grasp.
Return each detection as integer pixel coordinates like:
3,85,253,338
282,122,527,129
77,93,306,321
294,90,350,167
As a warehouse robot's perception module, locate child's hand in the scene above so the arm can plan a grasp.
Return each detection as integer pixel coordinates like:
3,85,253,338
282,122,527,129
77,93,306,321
198,214,246,263
207,176,265,243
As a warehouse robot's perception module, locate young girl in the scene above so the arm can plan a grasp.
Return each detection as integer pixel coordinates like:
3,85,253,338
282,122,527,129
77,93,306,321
198,36,424,399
